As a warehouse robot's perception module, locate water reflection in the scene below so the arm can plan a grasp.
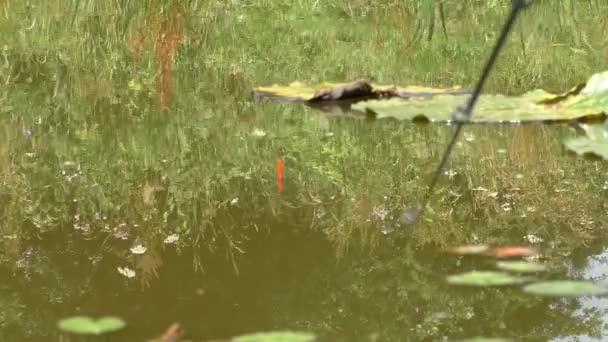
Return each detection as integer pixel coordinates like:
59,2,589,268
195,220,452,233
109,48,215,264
550,244,608,342
1,101,607,341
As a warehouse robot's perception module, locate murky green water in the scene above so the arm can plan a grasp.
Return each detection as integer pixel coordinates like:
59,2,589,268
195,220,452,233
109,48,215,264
2,98,608,341
2,1,608,341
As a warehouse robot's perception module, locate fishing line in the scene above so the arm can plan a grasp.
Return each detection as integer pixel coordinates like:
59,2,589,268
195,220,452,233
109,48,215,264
406,0,534,225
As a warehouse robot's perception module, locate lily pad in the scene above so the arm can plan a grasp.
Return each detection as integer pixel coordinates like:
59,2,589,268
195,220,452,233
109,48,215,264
254,79,465,102
564,123,608,160
447,271,529,287
57,316,126,335
496,261,546,273
523,280,608,297
351,70,608,122
254,70,608,123
233,331,316,342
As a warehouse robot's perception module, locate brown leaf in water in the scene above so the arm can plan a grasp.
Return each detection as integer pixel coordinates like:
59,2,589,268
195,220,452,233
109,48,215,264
148,322,184,342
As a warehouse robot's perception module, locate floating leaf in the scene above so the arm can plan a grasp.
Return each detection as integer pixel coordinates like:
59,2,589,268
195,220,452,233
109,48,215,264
445,245,490,256
523,280,608,297
255,71,608,123
254,80,465,102
564,123,608,160
581,71,608,94
496,261,546,273
489,246,538,258
353,92,606,123
447,271,528,287
233,331,316,342
58,316,126,335
350,70,608,122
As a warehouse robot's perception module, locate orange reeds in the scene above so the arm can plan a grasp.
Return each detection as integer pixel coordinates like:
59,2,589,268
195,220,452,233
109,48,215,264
127,1,184,110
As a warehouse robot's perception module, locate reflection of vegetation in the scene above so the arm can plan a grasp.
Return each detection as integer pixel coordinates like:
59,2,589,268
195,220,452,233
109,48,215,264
1,0,608,341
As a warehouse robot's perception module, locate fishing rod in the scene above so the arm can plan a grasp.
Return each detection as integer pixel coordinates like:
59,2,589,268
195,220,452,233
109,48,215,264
404,0,534,225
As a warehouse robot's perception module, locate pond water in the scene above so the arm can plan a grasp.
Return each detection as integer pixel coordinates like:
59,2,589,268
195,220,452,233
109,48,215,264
2,99,608,341
2,1,608,341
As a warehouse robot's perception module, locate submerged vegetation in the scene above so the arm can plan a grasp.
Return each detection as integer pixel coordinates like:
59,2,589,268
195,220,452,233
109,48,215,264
1,0,608,341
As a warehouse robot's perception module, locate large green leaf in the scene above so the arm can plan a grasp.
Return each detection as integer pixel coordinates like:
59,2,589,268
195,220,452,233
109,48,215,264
564,124,608,159
496,261,547,273
352,70,608,122
233,331,316,342
523,280,608,297
255,70,608,123
57,316,126,335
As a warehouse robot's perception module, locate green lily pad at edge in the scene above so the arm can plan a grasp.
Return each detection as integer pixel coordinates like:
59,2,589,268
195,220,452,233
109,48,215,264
496,261,547,273
447,271,529,287
352,70,608,123
233,331,316,342
254,70,608,123
523,280,608,297
57,316,126,335
564,123,608,160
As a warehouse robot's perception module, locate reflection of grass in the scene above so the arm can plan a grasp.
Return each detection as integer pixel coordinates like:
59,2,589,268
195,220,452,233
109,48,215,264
0,0,607,265
2,2,608,341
